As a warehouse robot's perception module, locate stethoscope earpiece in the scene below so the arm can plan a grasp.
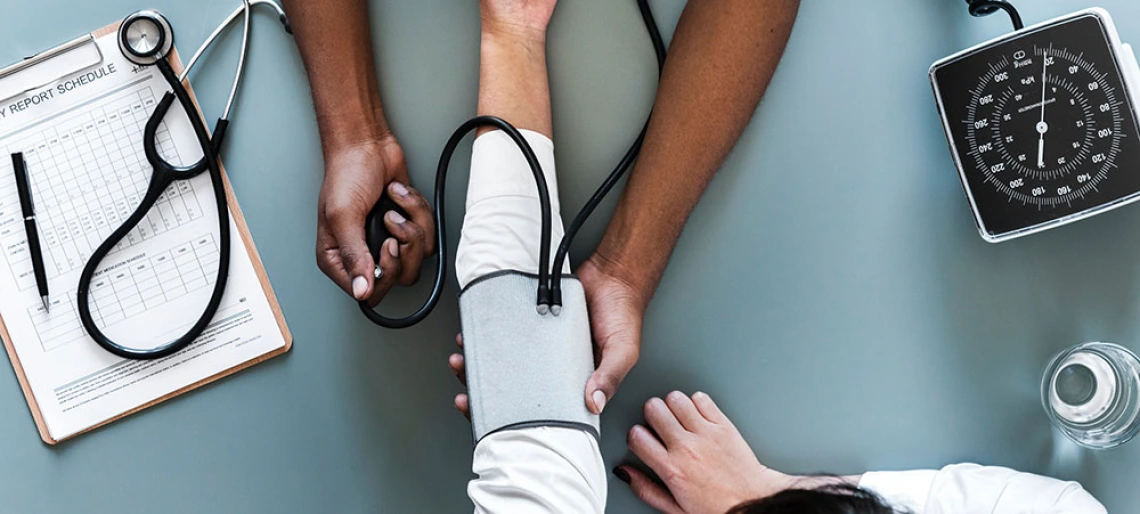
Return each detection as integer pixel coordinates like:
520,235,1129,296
119,10,174,66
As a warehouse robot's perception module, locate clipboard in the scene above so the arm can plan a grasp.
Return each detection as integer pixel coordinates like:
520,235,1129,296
0,20,292,444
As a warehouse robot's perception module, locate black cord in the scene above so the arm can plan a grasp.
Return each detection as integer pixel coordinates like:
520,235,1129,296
361,0,665,324
358,116,554,326
965,0,1024,30
548,0,667,310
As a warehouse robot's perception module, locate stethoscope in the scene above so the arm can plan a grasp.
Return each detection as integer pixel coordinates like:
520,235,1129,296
358,0,666,328
77,1,291,359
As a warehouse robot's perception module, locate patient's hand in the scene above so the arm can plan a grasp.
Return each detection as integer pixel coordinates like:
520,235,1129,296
480,0,558,42
617,392,796,514
449,333,470,419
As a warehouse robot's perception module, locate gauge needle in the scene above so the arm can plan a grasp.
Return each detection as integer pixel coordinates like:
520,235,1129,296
1037,51,1049,169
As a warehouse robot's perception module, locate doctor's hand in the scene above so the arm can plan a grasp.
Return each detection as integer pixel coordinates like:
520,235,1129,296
446,249,649,419
577,253,648,415
446,255,650,418
316,136,435,303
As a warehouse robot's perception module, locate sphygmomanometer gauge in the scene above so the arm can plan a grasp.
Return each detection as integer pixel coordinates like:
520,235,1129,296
931,8,1140,242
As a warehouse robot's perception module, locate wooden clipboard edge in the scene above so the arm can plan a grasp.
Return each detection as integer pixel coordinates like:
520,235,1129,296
0,20,292,445
0,313,51,443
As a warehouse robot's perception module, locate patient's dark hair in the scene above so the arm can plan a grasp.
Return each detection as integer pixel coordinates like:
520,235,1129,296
725,483,905,514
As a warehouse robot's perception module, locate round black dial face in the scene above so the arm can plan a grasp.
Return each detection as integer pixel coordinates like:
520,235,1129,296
967,47,1122,206
933,13,1140,240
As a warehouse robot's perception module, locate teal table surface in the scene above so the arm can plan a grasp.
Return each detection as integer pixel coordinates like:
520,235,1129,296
2,0,1140,512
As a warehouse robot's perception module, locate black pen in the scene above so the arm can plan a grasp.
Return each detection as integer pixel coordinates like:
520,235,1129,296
11,153,49,311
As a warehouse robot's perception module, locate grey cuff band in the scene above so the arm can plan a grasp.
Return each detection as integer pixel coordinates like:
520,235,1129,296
459,271,599,444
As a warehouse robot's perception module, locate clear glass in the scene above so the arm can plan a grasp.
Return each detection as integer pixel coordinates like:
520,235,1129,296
1042,342,1140,449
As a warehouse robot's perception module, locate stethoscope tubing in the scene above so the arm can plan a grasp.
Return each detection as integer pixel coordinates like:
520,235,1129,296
80,3,290,359
78,50,232,360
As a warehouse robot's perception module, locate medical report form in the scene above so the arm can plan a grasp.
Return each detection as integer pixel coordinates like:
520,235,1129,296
0,29,289,442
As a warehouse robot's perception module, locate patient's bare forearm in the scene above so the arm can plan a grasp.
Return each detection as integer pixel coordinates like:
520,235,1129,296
594,0,799,299
282,0,391,156
477,26,553,137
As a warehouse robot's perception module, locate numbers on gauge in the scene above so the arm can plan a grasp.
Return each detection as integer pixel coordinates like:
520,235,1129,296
963,45,1126,207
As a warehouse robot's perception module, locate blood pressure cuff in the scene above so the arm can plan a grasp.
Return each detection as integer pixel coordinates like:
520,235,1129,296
459,271,600,443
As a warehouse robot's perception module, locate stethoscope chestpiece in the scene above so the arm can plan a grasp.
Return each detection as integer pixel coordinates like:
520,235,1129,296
119,10,174,66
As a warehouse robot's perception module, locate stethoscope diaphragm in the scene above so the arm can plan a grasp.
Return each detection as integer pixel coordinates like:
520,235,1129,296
119,10,173,66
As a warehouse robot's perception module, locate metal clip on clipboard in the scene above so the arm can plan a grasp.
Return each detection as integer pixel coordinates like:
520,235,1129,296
0,34,103,105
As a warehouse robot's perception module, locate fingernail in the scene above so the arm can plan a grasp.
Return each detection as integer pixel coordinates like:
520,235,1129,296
593,390,607,414
390,182,409,196
387,210,406,224
612,467,630,484
352,276,369,299
387,238,400,258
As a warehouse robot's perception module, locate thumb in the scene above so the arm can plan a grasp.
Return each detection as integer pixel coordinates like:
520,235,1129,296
329,211,377,301
616,466,682,514
585,339,639,415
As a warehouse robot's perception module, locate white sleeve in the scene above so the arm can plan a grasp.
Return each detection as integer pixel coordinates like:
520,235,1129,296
857,469,938,511
859,464,1106,514
455,129,569,290
456,129,605,514
470,428,607,514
